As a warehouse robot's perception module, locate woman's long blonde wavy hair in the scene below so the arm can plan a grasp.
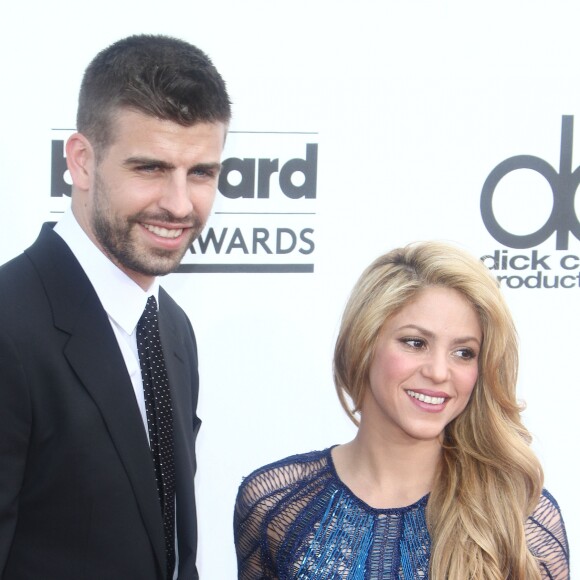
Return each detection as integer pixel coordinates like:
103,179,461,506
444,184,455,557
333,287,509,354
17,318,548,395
333,242,543,579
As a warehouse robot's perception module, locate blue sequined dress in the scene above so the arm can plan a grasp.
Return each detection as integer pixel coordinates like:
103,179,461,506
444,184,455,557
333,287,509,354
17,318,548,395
234,448,569,579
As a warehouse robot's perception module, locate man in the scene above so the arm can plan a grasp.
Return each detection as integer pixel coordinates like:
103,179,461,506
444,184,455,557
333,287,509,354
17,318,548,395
0,34,230,579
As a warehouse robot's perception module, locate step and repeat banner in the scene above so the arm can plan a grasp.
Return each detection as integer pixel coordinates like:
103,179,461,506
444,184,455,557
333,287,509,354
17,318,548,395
0,1,577,576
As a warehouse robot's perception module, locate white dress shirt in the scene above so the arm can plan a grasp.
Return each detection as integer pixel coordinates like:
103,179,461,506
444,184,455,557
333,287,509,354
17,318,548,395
54,210,180,578
54,209,158,435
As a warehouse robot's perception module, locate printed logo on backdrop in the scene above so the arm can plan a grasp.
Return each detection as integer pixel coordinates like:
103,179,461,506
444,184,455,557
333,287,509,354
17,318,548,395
480,116,580,290
50,130,318,273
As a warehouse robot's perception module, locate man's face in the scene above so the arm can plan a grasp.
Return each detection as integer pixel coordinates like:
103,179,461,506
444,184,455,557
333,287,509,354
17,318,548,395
74,109,226,289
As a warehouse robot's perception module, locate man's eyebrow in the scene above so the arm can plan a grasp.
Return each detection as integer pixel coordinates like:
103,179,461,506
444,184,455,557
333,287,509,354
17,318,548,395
122,158,222,174
189,162,222,174
124,157,175,170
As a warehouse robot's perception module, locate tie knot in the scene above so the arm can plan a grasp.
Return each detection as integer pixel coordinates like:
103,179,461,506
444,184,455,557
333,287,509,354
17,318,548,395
138,296,159,335
145,295,158,314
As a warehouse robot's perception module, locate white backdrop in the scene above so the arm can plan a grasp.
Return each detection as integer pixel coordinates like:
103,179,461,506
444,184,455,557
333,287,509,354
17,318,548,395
0,1,577,577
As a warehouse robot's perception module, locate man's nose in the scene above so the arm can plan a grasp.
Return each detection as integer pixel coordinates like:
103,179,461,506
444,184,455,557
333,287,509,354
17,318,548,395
158,174,194,218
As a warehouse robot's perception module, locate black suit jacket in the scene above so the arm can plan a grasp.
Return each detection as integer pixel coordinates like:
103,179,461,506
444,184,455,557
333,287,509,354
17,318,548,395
0,225,201,579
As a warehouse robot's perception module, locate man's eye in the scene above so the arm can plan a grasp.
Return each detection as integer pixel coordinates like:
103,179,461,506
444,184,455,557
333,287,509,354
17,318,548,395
137,164,161,173
191,168,216,178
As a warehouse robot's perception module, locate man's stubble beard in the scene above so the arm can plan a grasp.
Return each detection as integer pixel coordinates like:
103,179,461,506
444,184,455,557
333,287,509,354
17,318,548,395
91,172,205,277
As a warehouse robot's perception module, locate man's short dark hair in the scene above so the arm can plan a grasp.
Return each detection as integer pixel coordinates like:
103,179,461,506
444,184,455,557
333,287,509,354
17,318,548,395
77,34,231,153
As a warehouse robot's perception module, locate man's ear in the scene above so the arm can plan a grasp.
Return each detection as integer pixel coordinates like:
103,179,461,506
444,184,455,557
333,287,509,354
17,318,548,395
65,133,95,191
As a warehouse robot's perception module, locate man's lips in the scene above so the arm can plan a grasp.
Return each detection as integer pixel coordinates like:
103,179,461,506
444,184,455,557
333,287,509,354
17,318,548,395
142,223,188,239
406,389,448,406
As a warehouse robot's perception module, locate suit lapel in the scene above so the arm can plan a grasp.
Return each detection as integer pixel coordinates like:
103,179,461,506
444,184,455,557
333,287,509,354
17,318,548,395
157,300,190,421
158,296,196,481
158,290,200,574
26,225,166,574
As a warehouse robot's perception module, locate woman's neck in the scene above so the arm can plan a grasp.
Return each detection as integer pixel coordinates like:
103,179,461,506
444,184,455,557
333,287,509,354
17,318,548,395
331,425,442,509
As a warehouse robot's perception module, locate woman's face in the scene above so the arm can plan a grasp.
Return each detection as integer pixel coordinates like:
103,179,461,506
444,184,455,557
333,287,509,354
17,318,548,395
361,286,482,444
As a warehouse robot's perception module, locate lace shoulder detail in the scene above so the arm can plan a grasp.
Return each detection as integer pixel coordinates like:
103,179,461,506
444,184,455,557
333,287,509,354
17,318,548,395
236,449,330,513
234,449,333,580
526,489,570,580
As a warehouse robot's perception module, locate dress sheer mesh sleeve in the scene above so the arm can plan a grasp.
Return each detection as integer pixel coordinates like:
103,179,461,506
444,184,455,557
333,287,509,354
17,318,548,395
526,489,570,580
234,463,283,579
234,453,327,580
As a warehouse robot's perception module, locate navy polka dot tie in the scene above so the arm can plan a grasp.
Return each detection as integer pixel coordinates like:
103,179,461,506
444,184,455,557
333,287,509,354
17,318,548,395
137,296,176,578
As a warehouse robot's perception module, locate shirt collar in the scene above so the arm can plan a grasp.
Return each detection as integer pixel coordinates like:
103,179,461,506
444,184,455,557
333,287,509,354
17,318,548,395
53,208,159,334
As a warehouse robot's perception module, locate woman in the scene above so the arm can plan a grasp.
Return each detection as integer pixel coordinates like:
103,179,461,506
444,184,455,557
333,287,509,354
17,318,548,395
234,242,569,579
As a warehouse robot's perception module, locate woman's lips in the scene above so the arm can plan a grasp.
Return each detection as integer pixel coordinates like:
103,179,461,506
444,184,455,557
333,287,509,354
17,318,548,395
406,389,448,406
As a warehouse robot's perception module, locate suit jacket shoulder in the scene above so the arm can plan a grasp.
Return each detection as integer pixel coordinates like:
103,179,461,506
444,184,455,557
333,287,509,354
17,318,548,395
0,224,168,579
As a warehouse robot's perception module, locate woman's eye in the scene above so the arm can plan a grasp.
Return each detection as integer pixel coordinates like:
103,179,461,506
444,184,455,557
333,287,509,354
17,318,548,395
455,348,476,360
402,338,425,349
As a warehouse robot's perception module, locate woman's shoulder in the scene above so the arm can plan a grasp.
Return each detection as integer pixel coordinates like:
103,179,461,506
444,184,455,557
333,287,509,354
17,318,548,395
526,488,570,579
530,488,567,528
235,448,333,510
